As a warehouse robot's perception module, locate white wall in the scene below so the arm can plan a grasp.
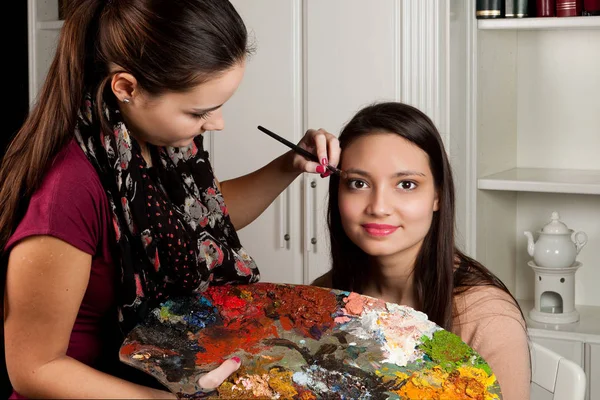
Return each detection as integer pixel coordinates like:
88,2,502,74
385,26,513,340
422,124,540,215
516,30,600,170
515,29,600,306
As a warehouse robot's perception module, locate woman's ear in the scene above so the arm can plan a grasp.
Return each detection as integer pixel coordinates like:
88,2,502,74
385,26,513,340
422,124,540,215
111,72,138,103
433,190,440,212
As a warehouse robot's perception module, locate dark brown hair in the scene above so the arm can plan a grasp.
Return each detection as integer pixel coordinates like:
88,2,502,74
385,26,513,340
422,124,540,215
0,0,251,257
328,102,521,331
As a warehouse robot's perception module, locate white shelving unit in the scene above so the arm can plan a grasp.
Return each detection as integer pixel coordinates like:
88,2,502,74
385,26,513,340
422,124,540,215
472,7,600,400
478,15,600,30
478,168,600,195
473,20,600,297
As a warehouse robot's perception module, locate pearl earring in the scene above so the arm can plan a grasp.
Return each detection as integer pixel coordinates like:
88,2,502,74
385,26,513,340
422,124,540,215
122,98,130,104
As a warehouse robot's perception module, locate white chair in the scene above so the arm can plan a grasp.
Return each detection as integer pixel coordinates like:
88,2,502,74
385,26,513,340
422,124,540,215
530,341,586,400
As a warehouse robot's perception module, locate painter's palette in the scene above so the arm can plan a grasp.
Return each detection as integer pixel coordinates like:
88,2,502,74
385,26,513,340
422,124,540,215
120,283,501,399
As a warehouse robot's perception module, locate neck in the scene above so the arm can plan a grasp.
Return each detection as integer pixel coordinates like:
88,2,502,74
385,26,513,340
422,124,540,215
138,141,153,167
362,241,423,308
119,107,153,167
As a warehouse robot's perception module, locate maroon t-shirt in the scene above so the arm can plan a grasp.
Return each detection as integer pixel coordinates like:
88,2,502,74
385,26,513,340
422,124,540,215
6,140,116,398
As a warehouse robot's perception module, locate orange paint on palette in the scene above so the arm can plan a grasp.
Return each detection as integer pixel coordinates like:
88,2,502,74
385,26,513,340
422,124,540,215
119,342,142,356
297,390,318,400
194,317,279,365
279,315,293,331
342,292,367,315
267,285,338,339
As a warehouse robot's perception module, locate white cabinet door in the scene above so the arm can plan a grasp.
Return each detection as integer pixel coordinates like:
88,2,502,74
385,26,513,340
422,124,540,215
212,0,303,284
304,0,401,283
530,336,586,400
586,343,599,400
531,336,584,367
530,384,553,400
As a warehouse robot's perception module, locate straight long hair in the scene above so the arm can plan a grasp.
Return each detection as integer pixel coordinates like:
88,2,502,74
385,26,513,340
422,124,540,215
328,102,520,331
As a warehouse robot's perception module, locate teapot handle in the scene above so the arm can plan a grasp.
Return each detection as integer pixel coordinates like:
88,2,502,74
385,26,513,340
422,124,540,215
572,231,588,254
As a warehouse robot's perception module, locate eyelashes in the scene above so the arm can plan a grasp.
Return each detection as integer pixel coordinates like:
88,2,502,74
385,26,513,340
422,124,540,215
345,178,418,191
398,181,417,190
347,179,368,190
189,111,213,120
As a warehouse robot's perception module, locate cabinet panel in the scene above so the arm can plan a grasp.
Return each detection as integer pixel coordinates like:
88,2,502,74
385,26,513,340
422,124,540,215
531,336,584,367
304,0,400,283
587,343,599,400
530,383,553,400
214,0,303,284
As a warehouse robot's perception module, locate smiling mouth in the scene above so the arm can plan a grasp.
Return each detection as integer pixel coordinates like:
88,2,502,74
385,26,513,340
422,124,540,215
361,224,398,237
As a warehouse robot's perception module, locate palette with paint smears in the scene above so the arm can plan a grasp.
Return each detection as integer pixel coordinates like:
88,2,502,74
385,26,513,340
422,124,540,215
119,283,502,399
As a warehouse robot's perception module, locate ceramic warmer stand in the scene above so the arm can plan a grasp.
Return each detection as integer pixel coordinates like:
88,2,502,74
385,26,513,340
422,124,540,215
528,260,582,324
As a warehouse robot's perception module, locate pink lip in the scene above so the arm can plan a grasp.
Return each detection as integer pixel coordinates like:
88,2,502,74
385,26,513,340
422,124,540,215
361,223,398,236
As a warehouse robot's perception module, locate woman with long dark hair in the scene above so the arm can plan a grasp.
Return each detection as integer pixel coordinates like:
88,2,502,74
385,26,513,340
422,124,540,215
1,1,339,398
314,102,530,400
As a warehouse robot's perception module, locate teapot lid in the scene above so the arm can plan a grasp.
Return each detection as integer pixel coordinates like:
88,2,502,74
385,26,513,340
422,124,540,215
541,212,571,234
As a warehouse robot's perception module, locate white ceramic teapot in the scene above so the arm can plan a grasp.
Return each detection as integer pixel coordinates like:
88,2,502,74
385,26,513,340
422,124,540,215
524,212,587,268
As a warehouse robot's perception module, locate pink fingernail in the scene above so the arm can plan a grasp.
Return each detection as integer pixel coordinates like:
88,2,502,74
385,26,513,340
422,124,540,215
321,158,328,166
316,165,325,174
231,356,241,363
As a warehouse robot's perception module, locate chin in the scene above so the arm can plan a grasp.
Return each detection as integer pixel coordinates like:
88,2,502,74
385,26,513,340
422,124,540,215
171,138,196,147
354,240,403,258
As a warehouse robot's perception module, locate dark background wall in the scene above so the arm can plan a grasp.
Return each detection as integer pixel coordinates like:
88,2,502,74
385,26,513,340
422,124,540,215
2,2,28,396
3,1,29,161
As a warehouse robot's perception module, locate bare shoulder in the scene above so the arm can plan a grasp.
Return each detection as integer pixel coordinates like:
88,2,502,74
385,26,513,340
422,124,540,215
311,270,333,288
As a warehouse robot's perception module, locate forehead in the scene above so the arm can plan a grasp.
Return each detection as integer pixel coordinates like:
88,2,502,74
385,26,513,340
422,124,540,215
151,62,246,106
342,133,430,170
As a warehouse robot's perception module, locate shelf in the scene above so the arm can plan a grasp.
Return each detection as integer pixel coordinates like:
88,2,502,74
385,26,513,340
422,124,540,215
478,16,600,30
477,168,600,195
518,299,600,343
38,20,64,30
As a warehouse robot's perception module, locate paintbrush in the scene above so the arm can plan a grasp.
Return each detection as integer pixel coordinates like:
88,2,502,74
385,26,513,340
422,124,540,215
257,125,345,178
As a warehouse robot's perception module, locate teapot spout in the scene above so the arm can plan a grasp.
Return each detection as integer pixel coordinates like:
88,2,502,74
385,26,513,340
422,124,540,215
524,231,535,257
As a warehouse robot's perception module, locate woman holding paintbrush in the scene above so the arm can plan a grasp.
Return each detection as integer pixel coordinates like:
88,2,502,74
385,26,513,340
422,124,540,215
0,0,339,398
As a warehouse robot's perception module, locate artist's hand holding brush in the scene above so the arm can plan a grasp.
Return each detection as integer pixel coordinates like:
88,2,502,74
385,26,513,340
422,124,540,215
218,127,340,230
289,128,341,178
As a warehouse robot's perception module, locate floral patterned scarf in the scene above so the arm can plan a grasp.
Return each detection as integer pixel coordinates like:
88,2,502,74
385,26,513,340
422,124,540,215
74,97,259,333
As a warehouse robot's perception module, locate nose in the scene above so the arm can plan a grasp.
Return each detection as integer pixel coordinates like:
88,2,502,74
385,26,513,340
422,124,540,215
202,108,225,131
366,186,392,217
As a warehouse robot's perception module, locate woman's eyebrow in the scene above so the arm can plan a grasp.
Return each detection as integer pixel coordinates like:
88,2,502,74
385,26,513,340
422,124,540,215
344,168,371,177
393,170,426,177
189,104,223,113
345,168,426,178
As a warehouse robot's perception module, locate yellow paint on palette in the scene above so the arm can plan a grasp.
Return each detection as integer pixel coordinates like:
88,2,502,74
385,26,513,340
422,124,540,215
394,366,499,400
266,369,297,398
239,289,253,301
217,368,297,399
